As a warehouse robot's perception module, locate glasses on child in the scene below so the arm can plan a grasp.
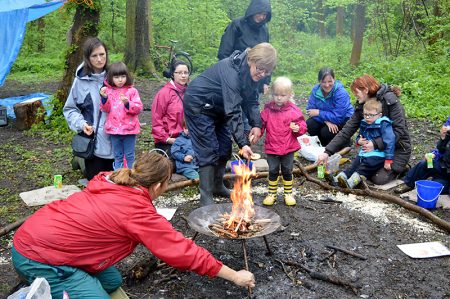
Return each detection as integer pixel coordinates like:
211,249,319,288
363,113,381,119
173,71,190,76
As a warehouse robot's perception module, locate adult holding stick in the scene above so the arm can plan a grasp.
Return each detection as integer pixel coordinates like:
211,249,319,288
11,152,255,298
184,43,277,206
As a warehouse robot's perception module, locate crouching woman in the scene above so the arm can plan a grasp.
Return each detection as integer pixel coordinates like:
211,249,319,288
11,152,255,298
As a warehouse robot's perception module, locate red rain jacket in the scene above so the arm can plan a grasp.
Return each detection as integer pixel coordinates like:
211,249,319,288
261,101,307,155
13,173,222,276
151,80,187,144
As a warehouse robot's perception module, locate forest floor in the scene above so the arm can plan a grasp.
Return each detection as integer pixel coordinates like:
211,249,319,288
0,78,449,299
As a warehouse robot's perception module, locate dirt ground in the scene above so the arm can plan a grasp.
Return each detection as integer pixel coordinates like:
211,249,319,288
0,78,449,298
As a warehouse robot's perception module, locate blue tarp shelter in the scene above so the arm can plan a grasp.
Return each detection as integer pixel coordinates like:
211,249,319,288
0,0,64,87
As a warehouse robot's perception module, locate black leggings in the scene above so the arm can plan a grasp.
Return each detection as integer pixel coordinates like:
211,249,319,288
306,118,343,147
267,152,294,181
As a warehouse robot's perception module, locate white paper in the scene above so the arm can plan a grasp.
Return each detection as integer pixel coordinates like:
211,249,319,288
156,207,177,221
397,241,450,258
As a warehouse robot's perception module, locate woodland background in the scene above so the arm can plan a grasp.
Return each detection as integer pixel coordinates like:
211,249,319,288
7,0,450,125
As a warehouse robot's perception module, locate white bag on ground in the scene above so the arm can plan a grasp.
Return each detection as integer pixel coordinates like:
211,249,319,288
8,277,51,299
297,134,325,162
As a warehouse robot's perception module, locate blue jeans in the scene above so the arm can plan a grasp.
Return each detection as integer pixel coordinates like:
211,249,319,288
12,246,122,298
110,134,136,169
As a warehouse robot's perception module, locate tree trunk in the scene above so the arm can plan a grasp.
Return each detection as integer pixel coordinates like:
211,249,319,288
350,1,365,66
54,4,100,110
37,18,45,52
124,0,156,75
336,6,344,36
317,0,326,38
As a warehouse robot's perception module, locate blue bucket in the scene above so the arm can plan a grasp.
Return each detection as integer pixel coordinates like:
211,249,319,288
415,180,444,209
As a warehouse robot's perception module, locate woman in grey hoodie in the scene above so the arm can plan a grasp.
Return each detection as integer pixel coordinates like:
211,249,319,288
64,37,114,180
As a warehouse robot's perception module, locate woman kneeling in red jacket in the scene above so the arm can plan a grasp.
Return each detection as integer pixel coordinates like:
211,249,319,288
12,152,255,298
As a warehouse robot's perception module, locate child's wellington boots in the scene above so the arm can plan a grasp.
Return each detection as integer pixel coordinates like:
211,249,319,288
338,172,361,189
283,178,296,206
263,177,279,206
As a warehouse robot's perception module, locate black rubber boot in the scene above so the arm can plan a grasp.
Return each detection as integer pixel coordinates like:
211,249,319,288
213,163,231,198
199,166,215,206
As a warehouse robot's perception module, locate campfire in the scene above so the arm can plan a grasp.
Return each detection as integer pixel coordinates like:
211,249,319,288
208,162,272,238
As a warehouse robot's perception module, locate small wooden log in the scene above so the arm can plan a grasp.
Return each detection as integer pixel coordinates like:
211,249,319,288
13,99,45,130
281,260,359,294
326,245,367,260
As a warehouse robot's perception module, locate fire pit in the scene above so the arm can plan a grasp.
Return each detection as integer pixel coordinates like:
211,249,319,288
187,161,282,296
187,203,281,239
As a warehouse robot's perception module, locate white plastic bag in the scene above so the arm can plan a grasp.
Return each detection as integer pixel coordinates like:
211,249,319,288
297,134,325,162
8,277,52,299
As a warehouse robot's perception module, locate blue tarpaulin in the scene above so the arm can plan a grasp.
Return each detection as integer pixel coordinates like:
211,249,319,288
0,0,64,86
0,93,51,119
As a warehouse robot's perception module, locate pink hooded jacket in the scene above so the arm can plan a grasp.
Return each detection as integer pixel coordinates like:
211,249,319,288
151,80,187,144
100,81,143,135
261,101,307,155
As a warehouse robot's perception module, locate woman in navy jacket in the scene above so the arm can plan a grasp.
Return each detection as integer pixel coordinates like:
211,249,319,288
183,43,277,206
306,68,354,146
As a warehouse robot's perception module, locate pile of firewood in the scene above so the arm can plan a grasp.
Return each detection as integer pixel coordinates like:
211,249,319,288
208,212,271,239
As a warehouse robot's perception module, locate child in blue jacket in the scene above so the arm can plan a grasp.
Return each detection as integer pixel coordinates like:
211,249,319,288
327,99,396,188
171,121,199,179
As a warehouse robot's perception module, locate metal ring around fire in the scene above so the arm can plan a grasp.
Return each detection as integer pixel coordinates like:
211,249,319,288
187,203,281,239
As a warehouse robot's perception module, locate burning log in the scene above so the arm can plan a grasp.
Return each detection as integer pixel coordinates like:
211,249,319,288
208,212,271,239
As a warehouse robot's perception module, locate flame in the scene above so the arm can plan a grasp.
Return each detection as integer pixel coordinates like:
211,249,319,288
227,162,256,228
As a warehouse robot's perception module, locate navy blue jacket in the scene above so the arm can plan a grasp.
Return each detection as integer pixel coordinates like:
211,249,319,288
171,132,199,173
356,116,395,160
183,50,261,148
306,80,354,126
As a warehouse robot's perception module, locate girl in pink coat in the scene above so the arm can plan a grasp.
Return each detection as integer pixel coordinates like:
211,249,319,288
100,62,143,169
261,77,307,206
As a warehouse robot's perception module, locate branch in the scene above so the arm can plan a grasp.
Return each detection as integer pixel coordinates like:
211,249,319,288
294,160,450,233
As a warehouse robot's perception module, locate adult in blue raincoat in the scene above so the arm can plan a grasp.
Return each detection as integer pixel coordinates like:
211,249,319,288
183,43,277,206
306,68,354,146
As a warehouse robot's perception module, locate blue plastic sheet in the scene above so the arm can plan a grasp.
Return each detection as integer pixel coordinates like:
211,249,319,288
0,0,64,86
0,93,51,119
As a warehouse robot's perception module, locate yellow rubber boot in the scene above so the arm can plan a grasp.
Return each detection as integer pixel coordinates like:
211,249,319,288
283,178,296,206
263,178,278,206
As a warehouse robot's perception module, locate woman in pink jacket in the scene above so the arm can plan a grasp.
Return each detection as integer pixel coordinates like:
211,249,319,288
12,152,255,298
100,62,143,169
151,61,190,161
261,77,307,206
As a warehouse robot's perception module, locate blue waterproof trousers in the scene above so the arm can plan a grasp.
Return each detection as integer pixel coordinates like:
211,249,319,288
12,246,122,299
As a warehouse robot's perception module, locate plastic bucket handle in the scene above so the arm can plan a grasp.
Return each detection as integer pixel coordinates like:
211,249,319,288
415,180,444,202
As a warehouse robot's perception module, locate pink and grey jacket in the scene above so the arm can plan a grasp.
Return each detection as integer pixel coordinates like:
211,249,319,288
261,101,307,155
100,81,143,135
151,80,187,144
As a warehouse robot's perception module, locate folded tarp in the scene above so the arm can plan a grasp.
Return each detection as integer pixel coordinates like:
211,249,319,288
0,93,51,119
0,0,64,86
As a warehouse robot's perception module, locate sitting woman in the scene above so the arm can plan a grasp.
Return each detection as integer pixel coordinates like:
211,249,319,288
317,74,412,185
11,152,255,298
151,60,190,160
306,68,354,146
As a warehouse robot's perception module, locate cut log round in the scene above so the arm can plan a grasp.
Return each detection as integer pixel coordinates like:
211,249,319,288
13,99,45,130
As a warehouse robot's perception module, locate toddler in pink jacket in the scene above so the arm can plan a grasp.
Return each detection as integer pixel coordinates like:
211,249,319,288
100,62,143,169
261,77,307,206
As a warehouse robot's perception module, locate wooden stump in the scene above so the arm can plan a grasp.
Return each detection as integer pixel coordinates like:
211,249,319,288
13,99,45,130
